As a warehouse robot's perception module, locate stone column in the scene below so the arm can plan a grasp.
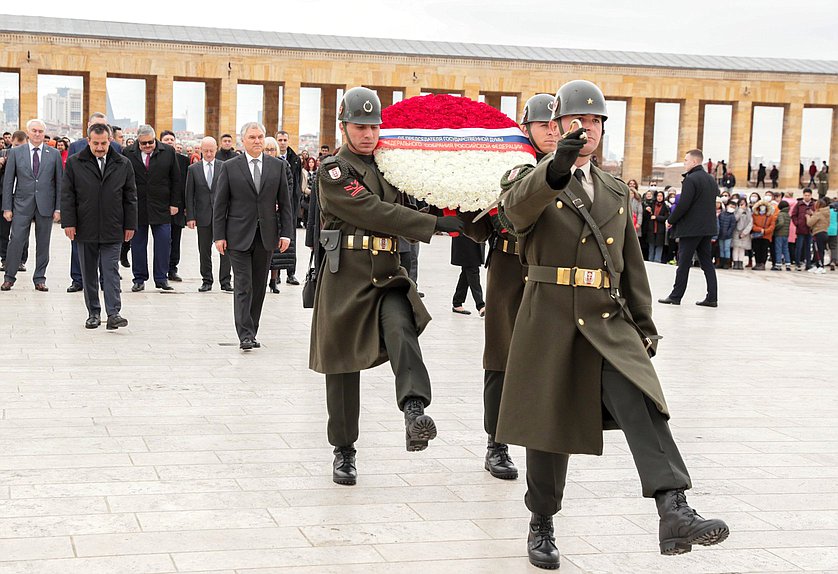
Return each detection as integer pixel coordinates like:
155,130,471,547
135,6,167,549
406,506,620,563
780,101,803,189
263,83,280,136
377,87,395,108
642,100,656,181
282,79,301,148
483,92,502,110
218,76,237,140
319,87,339,151
152,75,174,133
85,68,108,125
729,100,752,185
678,99,700,159
404,85,421,99
516,94,526,125
18,64,38,124
623,96,649,183
464,84,480,102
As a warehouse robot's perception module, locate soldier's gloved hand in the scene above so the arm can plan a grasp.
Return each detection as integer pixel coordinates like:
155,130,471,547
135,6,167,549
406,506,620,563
547,127,586,189
435,216,464,233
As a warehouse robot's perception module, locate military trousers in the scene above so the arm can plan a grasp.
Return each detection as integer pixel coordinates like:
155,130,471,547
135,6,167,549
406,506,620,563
525,361,692,516
484,369,505,437
325,288,432,447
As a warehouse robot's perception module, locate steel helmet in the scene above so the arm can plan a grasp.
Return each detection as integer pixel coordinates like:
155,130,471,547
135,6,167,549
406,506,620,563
551,80,608,121
520,93,555,124
338,87,382,125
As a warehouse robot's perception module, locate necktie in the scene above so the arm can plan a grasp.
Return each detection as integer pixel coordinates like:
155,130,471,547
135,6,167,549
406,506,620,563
98,157,105,176
574,168,584,183
144,153,150,170
206,162,213,184
32,147,40,178
251,158,261,190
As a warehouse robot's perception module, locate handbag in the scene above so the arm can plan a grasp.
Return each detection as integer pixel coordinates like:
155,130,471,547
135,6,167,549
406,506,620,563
750,231,764,239
302,251,317,309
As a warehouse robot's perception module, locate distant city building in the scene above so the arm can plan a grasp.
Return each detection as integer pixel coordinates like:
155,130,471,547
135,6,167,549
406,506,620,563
172,118,187,132
3,97,19,124
43,87,82,127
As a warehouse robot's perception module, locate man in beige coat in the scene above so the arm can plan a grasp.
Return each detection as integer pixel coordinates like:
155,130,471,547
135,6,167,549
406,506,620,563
498,80,729,570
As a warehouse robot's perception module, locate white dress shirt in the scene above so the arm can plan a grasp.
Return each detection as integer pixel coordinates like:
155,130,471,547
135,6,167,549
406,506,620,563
203,159,215,184
245,152,289,242
574,160,595,203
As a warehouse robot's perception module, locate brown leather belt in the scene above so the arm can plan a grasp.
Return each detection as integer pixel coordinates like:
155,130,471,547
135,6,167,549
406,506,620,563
341,234,398,255
526,265,611,289
494,237,519,255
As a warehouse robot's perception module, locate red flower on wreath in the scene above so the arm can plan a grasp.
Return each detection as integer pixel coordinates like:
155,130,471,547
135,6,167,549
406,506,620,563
381,94,518,130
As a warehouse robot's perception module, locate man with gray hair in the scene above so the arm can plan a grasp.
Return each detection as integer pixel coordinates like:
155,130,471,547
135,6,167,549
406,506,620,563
123,125,182,292
214,122,293,350
1,119,62,292
186,136,231,292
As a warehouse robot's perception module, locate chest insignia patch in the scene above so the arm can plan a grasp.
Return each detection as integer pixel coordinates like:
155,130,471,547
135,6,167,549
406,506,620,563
328,166,342,180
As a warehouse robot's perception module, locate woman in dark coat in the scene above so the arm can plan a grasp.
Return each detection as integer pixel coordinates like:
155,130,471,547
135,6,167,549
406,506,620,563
450,234,485,315
644,191,670,262
264,137,297,293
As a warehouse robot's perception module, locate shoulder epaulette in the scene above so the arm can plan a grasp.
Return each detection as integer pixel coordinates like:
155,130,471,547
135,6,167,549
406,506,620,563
318,156,358,186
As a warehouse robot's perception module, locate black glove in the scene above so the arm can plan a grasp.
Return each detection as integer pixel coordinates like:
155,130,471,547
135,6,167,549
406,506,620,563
435,216,464,233
547,127,586,189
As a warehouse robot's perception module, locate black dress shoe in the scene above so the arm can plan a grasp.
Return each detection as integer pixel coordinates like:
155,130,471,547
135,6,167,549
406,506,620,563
528,513,560,569
417,291,425,298
18,263,26,272
131,282,144,292
1,281,12,291
658,297,681,305
240,338,254,350
106,314,128,330
286,275,300,286
655,489,729,555
695,299,718,308
268,279,280,294
155,282,174,291
34,283,48,292
252,339,261,349
0,260,5,272
67,283,83,293
403,398,437,452
85,315,101,329
168,272,183,282
221,283,234,292
120,254,130,268
485,435,518,480
332,445,357,486
198,283,212,292
452,306,471,315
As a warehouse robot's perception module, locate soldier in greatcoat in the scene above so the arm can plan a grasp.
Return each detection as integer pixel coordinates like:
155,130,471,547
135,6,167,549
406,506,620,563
310,87,464,486
460,93,557,481
497,80,729,569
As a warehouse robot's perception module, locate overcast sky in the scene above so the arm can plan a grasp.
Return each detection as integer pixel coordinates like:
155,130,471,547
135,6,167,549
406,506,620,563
2,1,835,162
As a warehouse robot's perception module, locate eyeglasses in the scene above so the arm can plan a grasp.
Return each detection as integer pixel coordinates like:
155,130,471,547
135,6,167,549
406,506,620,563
138,140,155,146
264,147,277,151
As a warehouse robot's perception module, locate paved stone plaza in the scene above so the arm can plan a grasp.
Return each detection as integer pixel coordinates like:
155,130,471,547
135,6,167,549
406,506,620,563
0,225,837,573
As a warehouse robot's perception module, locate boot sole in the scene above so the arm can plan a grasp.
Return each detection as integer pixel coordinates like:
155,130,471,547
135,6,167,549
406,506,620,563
332,476,356,486
406,415,437,452
528,556,560,570
660,524,730,555
484,461,518,480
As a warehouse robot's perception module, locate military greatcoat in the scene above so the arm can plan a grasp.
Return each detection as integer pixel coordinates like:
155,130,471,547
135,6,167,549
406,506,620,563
309,147,437,374
496,158,669,456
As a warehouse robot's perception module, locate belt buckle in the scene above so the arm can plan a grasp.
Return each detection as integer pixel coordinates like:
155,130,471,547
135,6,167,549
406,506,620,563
371,236,393,254
574,267,602,289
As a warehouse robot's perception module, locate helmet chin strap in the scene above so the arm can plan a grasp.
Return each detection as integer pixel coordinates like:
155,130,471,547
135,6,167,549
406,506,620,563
525,123,547,156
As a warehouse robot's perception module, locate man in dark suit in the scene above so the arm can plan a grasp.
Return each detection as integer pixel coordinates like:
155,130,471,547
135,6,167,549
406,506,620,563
275,130,302,285
659,148,719,307
216,134,237,162
0,130,29,272
186,136,231,292
61,123,137,329
1,119,62,291
214,122,293,350
67,112,123,293
160,130,189,282
122,125,182,292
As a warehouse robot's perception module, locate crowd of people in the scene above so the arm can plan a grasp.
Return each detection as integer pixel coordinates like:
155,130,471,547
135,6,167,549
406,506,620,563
629,182,836,273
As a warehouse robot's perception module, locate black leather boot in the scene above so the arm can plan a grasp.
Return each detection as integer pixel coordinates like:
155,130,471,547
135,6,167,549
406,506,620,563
268,279,280,294
485,435,518,479
332,445,357,486
403,398,437,452
527,513,560,569
655,489,729,555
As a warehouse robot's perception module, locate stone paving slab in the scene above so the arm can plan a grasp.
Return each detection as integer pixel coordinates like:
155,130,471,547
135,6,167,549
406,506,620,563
0,224,836,572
